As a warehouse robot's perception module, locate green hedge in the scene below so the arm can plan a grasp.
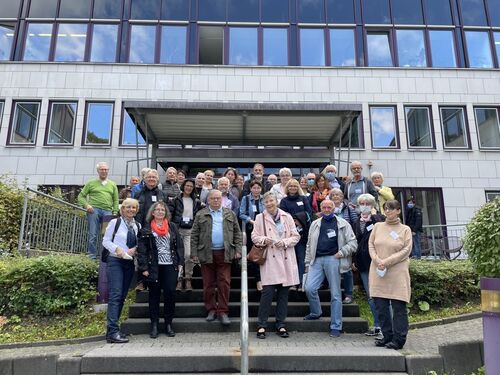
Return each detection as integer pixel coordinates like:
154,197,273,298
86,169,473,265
0,255,98,317
0,176,24,253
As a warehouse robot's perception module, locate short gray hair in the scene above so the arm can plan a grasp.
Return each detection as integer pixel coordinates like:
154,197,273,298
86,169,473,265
96,161,109,170
329,188,344,198
217,177,230,186
371,171,384,180
279,167,292,177
140,167,151,178
358,193,376,206
263,191,278,202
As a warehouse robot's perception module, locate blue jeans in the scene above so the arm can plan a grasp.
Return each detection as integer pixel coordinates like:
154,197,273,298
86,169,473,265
412,232,421,259
106,256,134,336
295,242,306,287
342,269,353,297
87,207,112,260
360,271,380,328
305,256,342,331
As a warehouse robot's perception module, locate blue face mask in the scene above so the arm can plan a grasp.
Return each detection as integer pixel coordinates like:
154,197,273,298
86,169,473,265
407,203,414,209
307,179,315,186
325,172,336,181
322,213,335,221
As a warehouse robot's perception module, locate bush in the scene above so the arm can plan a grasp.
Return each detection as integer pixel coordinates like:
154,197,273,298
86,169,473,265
0,176,24,253
0,255,98,317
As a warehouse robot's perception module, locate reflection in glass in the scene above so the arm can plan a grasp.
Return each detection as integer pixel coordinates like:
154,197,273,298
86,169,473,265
28,0,58,18
129,25,156,63
199,0,226,21
59,0,91,18
459,0,487,26
429,30,456,68
494,32,500,64
300,29,325,66
263,28,288,66
330,28,355,66
370,107,397,148
11,102,40,144
131,0,159,19
392,0,423,24
327,0,354,24
298,0,325,23
0,102,3,127
54,24,87,62
366,32,392,67
0,0,21,18
488,0,500,26
24,23,53,61
47,103,77,145
262,0,289,22
160,25,187,64
122,111,146,145
161,0,189,20
0,23,15,61
475,108,500,148
440,107,468,148
397,29,426,67
362,0,390,24
405,107,432,148
90,24,118,63
229,27,257,65
465,31,493,68
85,103,113,145
424,0,452,25
93,0,122,19
228,0,258,22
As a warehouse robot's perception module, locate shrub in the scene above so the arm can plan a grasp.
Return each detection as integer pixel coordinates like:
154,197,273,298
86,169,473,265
0,176,24,253
0,255,98,317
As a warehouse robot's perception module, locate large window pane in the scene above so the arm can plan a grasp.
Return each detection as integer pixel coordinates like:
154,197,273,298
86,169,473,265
160,25,187,64
161,0,189,20
84,103,113,145
93,0,123,19
29,0,58,18
327,0,354,24
475,108,500,148
392,0,423,24
129,25,156,63
90,24,118,62
47,102,77,145
459,0,487,26
366,32,392,67
262,0,289,22
122,110,146,145
370,107,398,148
298,0,325,23
54,24,87,62
229,27,257,65
228,0,258,22
424,0,452,25
0,23,15,61
131,0,160,19
263,28,288,66
0,0,21,18
10,102,40,144
59,0,91,18
330,28,355,66
465,31,493,68
23,23,53,61
440,107,468,148
405,107,433,148
362,0,390,24
488,0,500,26
429,30,457,67
198,26,223,64
300,29,325,66
199,0,226,21
494,32,500,64
397,29,426,67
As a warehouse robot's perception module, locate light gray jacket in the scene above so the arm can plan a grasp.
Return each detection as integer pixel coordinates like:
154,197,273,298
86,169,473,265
305,216,357,273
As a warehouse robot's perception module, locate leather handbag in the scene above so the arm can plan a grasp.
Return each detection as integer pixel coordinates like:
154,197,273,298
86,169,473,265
247,214,268,265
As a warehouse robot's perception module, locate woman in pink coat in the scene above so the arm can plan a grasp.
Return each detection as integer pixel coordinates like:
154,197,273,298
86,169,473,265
251,191,300,339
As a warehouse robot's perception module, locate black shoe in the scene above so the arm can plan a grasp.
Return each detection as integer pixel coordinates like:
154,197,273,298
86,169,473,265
375,338,391,347
165,324,176,337
385,341,402,350
150,321,158,339
106,332,129,344
276,327,289,338
256,327,266,339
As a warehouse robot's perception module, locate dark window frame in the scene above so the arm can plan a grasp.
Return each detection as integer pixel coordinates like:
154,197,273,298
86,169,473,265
44,100,78,146
364,28,394,67
7,100,42,146
119,105,147,148
474,106,500,150
81,101,114,147
485,190,500,202
404,105,436,150
439,106,471,150
369,105,400,150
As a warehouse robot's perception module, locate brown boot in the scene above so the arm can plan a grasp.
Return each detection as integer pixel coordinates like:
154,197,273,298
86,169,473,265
176,279,183,291
184,278,193,292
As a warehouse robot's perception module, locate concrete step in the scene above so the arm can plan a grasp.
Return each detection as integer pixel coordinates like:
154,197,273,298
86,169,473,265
128,301,360,318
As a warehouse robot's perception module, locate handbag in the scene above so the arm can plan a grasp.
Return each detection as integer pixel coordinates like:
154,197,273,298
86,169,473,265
247,214,268,265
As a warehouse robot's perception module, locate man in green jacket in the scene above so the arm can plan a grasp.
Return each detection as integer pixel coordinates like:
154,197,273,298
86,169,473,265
191,189,242,326
78,162,119,260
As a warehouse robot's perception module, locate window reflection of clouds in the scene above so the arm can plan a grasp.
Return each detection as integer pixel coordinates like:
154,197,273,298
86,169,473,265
129,25,156,64
54,24,87,62
91,24,118,62
300,29,325,66
24,23,52,61
465,31,493,68
362,0,391,24
122,111,146,145
86,103,113,144
0,25,14,61
131,0,159,19
367,33,392,67
263,28,288,66
160,25,187,64
161,0,189,20
397,29,426,67
93,0,122,19
229,28,257,65
298,0,325,23
493,32,500,64
59,0,91,18
29,0,58,18
429,30,456,68
371,107,397,148
460,0,487,26
330,28,355,66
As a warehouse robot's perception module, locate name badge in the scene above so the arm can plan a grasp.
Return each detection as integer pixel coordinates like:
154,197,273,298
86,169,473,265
327,230,337,238
355,188,362,194
151,196,157,202
297,201,304,206
252,205,257,212
390,231,399,240
366,224,374,232
182,217,190,223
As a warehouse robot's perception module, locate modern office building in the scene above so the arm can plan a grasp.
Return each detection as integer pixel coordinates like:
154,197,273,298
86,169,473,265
0,0,500,228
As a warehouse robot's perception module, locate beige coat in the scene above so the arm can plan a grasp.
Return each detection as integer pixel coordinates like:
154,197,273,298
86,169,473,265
368,220,412,303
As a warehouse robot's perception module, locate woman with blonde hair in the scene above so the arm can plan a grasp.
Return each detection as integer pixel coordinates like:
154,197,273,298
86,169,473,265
370,171,393,213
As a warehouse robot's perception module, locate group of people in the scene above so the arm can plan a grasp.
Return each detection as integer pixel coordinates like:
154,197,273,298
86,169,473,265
78,161,416,350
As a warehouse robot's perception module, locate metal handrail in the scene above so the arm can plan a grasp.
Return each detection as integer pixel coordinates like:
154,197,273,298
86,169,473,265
26,187,86,211
240,222,249,375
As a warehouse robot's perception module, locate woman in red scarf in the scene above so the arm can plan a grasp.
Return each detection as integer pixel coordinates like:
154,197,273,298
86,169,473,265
308,174,331,218
138,201,184,339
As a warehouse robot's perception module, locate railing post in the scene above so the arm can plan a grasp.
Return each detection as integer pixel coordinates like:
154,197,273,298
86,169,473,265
17,192,29,256
70,215,77,253
240,223,249,375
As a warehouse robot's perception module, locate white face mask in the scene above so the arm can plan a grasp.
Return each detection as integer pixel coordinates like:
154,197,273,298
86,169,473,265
376,267,387,278
359,205,372,214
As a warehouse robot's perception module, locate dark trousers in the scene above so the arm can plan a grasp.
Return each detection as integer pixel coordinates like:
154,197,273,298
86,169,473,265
148,264,177,324
374,297,409,347
106,257,135,336
200,250,232,314
257,284,290,330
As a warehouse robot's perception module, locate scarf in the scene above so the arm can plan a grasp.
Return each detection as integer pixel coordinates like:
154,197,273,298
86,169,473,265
385,217,400,225
312,189,330,212
151,219,169,237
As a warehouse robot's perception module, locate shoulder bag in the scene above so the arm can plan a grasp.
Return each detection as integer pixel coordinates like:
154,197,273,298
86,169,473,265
247,214,268,265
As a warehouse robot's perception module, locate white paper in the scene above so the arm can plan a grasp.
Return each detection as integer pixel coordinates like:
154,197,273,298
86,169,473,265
123,253,133,260
327,230,337,238
355,188,362,194
297,201,304,206
182,216,191,223
367,224,374,232
151,196,157,202
252,205,257,212
376,267,387,278
389,231,399,240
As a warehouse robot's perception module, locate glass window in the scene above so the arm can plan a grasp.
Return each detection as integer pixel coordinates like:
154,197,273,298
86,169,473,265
465,31,493,68
228,0,258,22
485,190,500,202
54,23,87,62
330,28,355,66
366,32,392,67
261,0,289,22
459,0,487,26
392,0,423,24
122,110,146,146
370,106,398,148
298,0,325,23
28,0,58,18
59,0,91,18
488,0,500,26
424,0,452,25
229,27,257,65
84,102,113,145
160,25,187,64
198,26,223,64
0,0,21,18
440,107,468,148
198,0,226,21
131,0,160,19
23,23,53,61
362,0,391,24
405,107,433,148
0,101,4,128
93,0,123,19
0,23,15,61
263,28,288,66
474,108,500,148
46,102,77,145
90,24,118,62
161,0,189,20
129,25,156,63
429,30,457,67
300,28,325,66
494,32,500,64
326,0,354,24
338,115,363,148
10,102,40,145
396,29,427,67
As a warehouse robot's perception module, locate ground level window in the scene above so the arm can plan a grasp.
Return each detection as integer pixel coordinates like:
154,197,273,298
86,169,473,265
83,102,113,146
9,102,41,145
485,190,500,202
